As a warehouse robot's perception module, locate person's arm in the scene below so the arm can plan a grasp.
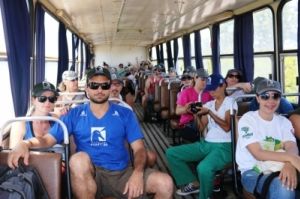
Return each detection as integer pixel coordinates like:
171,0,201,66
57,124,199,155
9,121,26,148
144,77,151,96
227,82,252,93
123,139,146,199
8,134,57,169
200,107,231,132
175,103,192,115
247,142,300,171
289,114,300,139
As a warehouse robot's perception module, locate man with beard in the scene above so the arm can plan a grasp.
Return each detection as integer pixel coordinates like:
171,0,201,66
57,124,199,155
8,66,174,199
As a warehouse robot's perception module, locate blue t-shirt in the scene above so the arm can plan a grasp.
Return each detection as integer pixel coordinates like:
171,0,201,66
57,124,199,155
50,102,143,171
24,121,34,140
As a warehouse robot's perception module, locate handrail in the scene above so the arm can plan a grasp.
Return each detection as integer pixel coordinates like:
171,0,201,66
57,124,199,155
55,99,89,105
0,116,69,145
59,91,85,96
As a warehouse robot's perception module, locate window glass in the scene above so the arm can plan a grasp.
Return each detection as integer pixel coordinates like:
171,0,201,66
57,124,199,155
220,20,234,55
282,55,298,103
66,30,73,69
282,0,297,50
253,56,273,79
45,12,59,84
190,33,195,57
178,37,183,58
0,10,14,125
151,46,157,60
253,8,274,52
203,57,212,75
220,57,234,77
200,28,211,56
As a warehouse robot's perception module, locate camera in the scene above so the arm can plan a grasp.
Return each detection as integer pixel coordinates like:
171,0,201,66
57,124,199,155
190,102,202,114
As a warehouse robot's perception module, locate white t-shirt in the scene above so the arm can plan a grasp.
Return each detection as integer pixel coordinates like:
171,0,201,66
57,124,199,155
236,111,296,173
204,96,237,143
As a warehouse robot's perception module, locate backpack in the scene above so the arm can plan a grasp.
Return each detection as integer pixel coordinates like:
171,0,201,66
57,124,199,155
0,164,49,199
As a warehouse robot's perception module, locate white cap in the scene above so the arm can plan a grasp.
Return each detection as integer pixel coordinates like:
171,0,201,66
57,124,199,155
62,70,77,81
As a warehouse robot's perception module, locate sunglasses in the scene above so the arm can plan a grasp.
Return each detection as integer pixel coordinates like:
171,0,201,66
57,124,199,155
37,96,57,103
228,74,241,79
88,82,111,90
259,92,281,101
181,76,192,81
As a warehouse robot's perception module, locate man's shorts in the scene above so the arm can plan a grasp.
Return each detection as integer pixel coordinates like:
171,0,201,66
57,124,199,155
95,166,156,198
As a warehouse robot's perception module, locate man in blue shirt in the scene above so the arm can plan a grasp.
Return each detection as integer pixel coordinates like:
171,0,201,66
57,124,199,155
8,66,173,199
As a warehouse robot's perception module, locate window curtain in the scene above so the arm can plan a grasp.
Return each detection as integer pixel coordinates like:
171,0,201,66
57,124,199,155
79,40,84,79
56,22,69,85
297,0,300,100
71,33,79,71
183,34,191,69
194,30,203,69
159,43,164,66
85,43,92,69
35,3,45,83
154,45,159,65
0,0,31,116
149,48,152,60
234,12,254,82
166,41,173,70
173,38,179,69
212,24,220,74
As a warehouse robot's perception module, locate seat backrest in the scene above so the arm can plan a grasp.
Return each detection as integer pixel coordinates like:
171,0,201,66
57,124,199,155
154,81,161,102
160,81,170,109
0,150,61,199
169,82,181,117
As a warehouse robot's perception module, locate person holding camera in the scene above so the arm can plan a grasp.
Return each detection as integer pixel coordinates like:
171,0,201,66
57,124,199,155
175,68,213,142
166,74,237,198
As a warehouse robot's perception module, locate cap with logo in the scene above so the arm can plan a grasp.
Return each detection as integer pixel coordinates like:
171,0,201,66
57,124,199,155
62,70,78,81
256,79,281,95
86,66,111,82
32,81,58,97
205,74,225,91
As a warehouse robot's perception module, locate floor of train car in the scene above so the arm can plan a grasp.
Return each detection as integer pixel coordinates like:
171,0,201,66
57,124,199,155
133,104,237,199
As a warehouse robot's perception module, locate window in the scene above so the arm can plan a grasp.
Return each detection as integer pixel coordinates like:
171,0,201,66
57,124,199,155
44,12,59,86
253,8,274,79
200,28,212,56
220,20,234,75
0,9,15,126
280,0,298,102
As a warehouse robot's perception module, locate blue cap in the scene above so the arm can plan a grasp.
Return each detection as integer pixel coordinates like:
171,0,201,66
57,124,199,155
205,74,225,91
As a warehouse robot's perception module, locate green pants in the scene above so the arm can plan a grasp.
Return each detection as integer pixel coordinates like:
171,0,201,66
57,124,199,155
165,140,232,199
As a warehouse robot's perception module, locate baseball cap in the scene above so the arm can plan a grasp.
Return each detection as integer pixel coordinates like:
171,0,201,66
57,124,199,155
256,79,281,95
62,70,77,81
252,77,267,93
205,74,225,91
86,66,111,82
111,73,123,84
196,68,209,78
32,81,58,97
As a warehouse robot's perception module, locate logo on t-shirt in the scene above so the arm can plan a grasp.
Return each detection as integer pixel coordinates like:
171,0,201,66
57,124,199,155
241,126,253,139
112,110,119,116
90,127,107,146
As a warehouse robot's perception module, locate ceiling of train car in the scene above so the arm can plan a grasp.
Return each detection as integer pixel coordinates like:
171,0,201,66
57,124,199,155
44,0,257,47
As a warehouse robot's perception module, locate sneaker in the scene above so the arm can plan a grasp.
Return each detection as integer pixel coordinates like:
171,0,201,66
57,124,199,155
213,174,221,192
176,183,200,196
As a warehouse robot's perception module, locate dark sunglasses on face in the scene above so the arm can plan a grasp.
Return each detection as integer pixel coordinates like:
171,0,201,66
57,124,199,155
181,76,192,81
259,92,281,101
88,82,111,90
228,74,240,79
37,96,57,103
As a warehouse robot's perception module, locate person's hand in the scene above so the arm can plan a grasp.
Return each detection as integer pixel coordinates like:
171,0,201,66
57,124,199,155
279,163,298,190
242,83,252,93
185,102,194,114
196,107,210,116
7,141,30,169
123,170,144,199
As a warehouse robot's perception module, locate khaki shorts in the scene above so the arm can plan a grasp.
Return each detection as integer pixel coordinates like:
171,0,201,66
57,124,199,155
95,166,155,198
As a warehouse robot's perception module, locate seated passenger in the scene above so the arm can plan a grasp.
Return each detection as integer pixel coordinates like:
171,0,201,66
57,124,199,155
9,81,58,148
166,74,236,198
8,67,173,199
225,69,252,100
249,77,294,115
236,79,300,199
176,68,213,142
109,73,157,167
55,70,86,116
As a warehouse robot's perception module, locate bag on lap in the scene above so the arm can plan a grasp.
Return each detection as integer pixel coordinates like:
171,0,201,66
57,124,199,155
0,164,49,199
